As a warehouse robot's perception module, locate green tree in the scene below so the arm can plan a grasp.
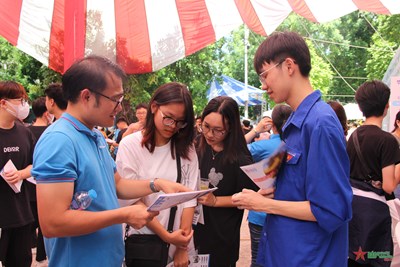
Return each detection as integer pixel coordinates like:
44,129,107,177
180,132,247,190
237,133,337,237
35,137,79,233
0,36,61,99
365,14,400,79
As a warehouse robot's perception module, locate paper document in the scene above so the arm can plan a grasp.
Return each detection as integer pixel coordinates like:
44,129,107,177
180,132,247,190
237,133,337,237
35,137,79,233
147,188,217,212
105,138,116,144
27,177,36,185
166,254,210,267
240,142,286,189
0,159,23,193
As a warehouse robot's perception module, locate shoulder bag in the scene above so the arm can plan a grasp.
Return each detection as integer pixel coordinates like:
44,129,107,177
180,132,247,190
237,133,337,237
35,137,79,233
124,150,182,267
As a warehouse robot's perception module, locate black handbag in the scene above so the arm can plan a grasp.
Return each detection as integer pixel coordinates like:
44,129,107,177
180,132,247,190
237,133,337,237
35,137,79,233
124,151,182,267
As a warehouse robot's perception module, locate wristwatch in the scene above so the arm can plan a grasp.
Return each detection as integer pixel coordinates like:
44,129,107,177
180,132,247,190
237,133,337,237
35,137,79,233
150,178,159,193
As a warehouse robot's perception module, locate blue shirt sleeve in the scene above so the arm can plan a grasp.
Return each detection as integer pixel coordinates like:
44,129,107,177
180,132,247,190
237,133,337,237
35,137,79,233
307,125,352,233
248,139,277,162
32,131,77,183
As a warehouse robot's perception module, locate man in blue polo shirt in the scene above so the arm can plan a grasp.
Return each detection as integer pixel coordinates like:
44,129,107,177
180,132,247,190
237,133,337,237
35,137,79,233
232,32,352,267
31,56,189,267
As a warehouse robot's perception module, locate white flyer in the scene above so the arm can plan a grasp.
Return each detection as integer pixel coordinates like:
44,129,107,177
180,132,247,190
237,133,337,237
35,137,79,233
147,188,217,212
0,159,23,193
165,254,210,267
240,142,286,189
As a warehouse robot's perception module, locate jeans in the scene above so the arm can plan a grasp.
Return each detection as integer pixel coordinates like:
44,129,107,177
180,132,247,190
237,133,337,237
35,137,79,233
249,222,263,267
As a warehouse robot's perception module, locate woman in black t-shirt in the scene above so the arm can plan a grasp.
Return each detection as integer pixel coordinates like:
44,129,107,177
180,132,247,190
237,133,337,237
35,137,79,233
195,96,258,267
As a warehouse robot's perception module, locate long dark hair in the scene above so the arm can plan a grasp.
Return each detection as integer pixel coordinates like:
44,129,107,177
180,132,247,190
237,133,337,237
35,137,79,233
198,96,250,165
327,101,348,136
141,82,194,160
392,110,400,133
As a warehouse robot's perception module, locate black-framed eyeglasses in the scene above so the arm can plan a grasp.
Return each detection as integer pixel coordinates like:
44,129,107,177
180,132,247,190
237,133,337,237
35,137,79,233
159,108,187,129
89,90,124,110
199,123,226,137
258,59,285,85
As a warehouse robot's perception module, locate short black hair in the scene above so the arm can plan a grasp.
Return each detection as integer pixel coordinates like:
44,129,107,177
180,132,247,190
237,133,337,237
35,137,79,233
44,83,67,110
254,31,311,77
271,104,292,136
135,103,148,110
116,117,128,124
62,55,126,103
32,97,47,117
242,119,251,127
355,80,390,118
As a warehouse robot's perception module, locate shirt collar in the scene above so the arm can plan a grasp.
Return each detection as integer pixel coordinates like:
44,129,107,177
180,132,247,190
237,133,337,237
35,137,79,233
269,133,280,139
283,90,322,131
60,113,100,141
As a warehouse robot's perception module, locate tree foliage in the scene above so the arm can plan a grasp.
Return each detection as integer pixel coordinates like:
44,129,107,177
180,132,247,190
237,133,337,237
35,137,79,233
365,14,400,79
1,12,399,120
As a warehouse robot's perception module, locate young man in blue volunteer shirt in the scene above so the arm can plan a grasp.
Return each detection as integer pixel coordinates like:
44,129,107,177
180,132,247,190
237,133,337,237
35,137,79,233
232,31,352,267
31,56,189,267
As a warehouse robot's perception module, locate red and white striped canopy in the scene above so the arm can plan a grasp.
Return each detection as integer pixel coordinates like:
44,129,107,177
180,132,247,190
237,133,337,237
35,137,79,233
0,0,398,74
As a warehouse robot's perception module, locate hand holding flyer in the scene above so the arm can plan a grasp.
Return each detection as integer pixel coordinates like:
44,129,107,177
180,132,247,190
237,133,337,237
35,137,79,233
0,159,23,193
240,142,286,189
147,188,217,212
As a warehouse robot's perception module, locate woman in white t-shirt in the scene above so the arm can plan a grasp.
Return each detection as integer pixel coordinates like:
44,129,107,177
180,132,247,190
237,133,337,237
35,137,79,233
116,82,198,267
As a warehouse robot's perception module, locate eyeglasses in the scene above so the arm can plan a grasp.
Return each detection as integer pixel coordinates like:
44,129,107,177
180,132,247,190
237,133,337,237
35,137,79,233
159,108,187,129
90,90,124,110
199,123,226,137
258,59,285,85
6,98,29,106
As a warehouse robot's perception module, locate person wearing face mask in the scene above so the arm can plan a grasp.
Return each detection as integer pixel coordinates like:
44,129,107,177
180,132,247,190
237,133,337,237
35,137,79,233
0,81,36,267
27,96,51,266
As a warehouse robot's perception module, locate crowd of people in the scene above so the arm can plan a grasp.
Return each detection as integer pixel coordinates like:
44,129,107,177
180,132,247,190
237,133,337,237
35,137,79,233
0,31,399,267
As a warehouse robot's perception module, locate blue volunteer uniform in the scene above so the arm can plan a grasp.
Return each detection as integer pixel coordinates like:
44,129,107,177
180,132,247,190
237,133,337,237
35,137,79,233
258,91,352,267
31,113,124,267
248,134,281,163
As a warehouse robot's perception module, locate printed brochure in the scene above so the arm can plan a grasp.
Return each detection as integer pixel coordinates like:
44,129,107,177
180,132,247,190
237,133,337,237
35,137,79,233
240,142,286,189
147,188,217,212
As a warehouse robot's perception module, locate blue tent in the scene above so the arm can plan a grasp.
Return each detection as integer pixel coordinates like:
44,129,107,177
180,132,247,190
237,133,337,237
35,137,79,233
206,75,265,106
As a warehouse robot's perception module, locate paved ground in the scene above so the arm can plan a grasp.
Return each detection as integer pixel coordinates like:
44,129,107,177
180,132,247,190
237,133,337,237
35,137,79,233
30,210,252,267
238,209,252,267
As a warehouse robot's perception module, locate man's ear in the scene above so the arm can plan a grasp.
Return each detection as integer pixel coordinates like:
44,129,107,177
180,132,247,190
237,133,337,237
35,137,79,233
81,89,91,102
0,99,6,108
285,58,296,76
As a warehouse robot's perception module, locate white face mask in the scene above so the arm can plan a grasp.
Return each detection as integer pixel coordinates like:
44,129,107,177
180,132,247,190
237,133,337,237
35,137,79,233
47,113,55,124
5,100,30,120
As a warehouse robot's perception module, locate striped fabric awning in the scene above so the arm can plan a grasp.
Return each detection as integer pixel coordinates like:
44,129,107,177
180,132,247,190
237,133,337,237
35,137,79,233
0,0,398,74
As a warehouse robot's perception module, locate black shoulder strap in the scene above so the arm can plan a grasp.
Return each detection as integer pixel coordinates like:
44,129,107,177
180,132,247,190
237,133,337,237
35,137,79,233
352,129,373,179
167,150,181,232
